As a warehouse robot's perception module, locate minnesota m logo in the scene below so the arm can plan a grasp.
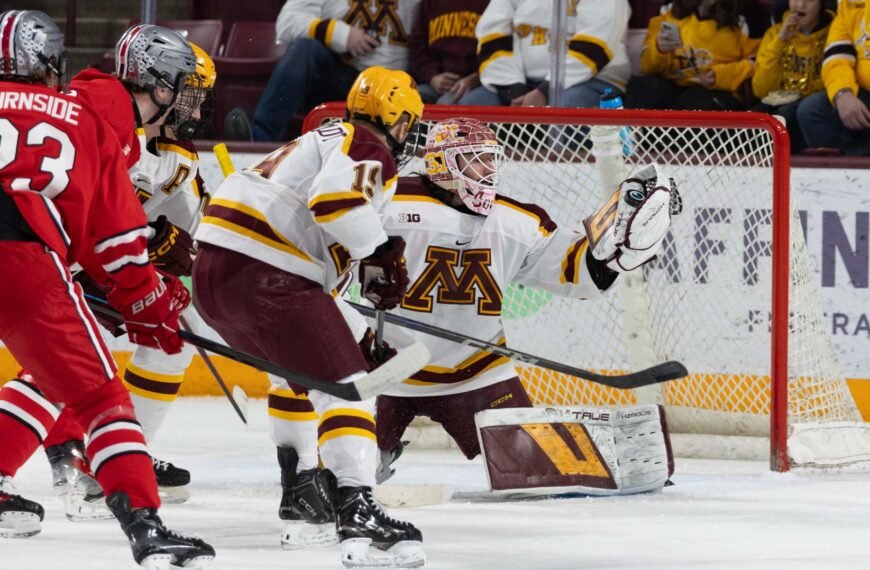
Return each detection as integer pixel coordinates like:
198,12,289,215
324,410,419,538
402,246,502,315
345,0,409,45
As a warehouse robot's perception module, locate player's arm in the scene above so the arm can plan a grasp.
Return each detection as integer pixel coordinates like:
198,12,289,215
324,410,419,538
477,0,526,102
275,0,352,53
561,0,630,88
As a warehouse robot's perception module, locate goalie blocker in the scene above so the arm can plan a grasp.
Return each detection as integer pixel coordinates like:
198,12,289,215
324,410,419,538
475,405,674,496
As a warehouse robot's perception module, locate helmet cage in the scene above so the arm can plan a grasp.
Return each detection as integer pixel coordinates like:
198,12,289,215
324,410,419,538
170,75,211,139
431,141,504,215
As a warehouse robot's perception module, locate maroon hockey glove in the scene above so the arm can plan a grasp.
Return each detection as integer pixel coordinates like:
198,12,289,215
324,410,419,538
108,275,184,355
359,328,398,371
358,236,410,310
147,215,196,277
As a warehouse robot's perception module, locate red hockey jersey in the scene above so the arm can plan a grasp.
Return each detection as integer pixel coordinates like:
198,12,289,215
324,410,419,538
0,80,158,295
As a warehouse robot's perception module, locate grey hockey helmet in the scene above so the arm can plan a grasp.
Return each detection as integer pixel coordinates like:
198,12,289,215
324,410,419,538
0,10,67,89
115,24,197,123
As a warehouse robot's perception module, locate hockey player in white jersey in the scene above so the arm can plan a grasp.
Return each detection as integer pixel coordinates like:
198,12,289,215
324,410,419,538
374,118,677,482
193,66,428,568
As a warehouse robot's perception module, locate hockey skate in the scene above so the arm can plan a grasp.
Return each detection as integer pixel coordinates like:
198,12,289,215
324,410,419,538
277,447,338,549
0,476,44,538
336,486,425,568
152,457,190,504
45,440,113,521
106,491,214,569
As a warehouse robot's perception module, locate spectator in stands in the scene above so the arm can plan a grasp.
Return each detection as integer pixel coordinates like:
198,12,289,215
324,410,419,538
410,0,489,104
796,0,870,154
752,0,833,154
458,0,630,108
224,0,421,141
624,0,759,111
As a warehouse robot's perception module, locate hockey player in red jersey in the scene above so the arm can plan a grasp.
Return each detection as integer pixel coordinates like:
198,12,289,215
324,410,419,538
0,10,214,567
193,66,427,568
36,24,202,512
373,118,678,482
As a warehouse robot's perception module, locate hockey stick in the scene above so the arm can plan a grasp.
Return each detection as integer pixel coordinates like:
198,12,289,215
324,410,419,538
85,295,430,401
179,315,247,424
348,302,687,389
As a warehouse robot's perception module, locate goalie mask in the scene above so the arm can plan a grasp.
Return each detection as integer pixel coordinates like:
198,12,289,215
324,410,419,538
423,118,504,215
0,10,68,90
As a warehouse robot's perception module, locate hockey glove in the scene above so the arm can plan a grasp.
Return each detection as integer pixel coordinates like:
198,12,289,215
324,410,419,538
72,271,128,337
107,274,185,354
359,236,410,310
359,328,398,371
147,215,196,277
584,164,681,273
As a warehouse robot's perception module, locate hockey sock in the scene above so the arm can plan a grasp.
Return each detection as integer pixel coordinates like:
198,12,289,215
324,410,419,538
70,379,159,509
122,360,184,442
0,378,59,476
268,385,318,472
310,389,377,489
42,406,86,449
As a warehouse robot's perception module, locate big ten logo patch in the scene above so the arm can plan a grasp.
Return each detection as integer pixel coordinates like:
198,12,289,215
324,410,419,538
402,246,502,315
514,23,548,46
398,212,421,223
344,0,409,46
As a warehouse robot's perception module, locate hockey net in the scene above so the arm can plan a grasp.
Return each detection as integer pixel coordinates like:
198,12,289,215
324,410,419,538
303,105,870,471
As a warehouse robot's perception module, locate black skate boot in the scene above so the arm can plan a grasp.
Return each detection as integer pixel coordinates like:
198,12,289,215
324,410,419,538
152,457,190,504
277,446,338,549
45,439,113,521
106,491,214,569
0,476,44,538
336,486,425,568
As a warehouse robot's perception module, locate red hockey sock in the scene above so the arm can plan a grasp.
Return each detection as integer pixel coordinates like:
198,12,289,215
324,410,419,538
0,378,59,477
43,406,86,449
69,379,159,509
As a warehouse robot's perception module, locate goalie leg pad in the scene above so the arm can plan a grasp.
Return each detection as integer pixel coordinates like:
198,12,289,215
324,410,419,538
475,405,673,496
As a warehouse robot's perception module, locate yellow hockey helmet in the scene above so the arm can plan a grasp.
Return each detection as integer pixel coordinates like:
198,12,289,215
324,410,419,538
173,41,216,139
188,41,216,89
346,66,423,131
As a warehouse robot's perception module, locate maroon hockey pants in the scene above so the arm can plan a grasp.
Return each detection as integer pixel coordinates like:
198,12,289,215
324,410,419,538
0,243,159,508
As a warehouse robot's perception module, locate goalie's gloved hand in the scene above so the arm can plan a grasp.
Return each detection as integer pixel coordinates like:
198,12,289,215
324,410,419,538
359,327,398,371
147,215,196,277
359,236,410,310
585,164,680,273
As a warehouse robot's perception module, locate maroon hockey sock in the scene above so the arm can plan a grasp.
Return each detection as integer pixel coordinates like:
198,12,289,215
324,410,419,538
0,378,59,476
69,379,160,509
42,406,86,449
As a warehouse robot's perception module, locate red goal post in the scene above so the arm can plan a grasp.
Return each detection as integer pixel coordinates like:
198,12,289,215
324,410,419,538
302,104,865,472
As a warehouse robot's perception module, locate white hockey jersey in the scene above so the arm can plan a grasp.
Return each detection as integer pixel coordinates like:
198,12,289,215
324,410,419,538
477,0,631,91
380,177,608,398
195,122,397,292
129,136,209,234
276,0,421,71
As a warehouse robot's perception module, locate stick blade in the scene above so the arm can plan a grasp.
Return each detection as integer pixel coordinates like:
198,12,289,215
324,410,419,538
354,343,431,400
603,360,689,389
232,385,249,424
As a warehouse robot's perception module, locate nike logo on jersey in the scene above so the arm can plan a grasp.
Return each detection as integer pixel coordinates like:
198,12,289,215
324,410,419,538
455,240,471,246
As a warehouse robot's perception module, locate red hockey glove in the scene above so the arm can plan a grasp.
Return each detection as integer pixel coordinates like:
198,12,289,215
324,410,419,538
107,275,184,354
358,236,410,310
147,215,196,277
358,328,398,371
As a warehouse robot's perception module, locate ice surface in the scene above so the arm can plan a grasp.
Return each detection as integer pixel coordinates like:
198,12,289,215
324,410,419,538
3,398,870,569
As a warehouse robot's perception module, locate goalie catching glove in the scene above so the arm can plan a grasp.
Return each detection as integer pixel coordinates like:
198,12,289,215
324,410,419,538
107,273,190,355
147,215,196,277
358,236,410,310
584,164,681,273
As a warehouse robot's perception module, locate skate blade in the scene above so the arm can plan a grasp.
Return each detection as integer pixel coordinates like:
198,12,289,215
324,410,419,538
0,511,42,538
159,485,191,504
341,538,426,568
281,521,338,550
140,553,214,570
64,493,114,522
177,554,214,568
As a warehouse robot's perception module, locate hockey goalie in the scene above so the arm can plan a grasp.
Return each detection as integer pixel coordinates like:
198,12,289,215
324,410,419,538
373,117,679,498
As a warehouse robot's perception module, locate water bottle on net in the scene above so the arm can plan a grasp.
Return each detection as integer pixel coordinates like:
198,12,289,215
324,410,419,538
599,87,633,157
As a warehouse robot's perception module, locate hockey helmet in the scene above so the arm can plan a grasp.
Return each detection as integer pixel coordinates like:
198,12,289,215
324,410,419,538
0,10,67,89
423,118,504,215
115,24,197,124
172,42,216,139
346,66,424,168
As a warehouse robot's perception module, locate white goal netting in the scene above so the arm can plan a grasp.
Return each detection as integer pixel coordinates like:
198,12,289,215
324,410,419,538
306,106,870,470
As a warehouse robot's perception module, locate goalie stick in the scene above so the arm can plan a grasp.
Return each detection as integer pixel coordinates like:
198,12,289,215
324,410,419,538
85,295,430,401
348,301,687,389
